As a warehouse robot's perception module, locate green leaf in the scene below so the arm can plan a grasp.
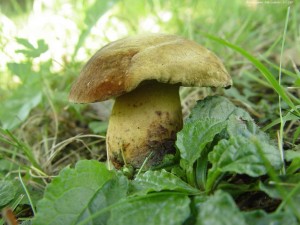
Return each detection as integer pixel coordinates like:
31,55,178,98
195,190,247,225
186,96,236,123
0,180,17,207
176,119,227,167
7,62,33,82
209,136,281,175
33,160,116,225
206,136,282,192
15,38,48,58
88,121,108,134
285,150,300,162
77,175,128,225
243,210,298,225
131,170,199,195
3,61,45,130
226,114,258,138
16,37,36,50
108,194,190,225
0,89,42,130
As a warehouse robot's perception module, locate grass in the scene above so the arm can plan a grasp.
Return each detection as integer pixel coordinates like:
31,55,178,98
0,0,299,224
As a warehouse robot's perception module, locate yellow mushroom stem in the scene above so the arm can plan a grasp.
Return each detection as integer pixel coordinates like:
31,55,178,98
106,82,183,169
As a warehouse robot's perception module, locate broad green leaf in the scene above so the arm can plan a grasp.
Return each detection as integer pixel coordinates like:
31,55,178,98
187,96,255,138
131,170,199,195
186,96,236,123
209,136,281,176
176,119,227,167
33,160,115,225
7,62,33,82
206,136,282,191
108,194,190,225
195,190,247,225
77,175,128,225
243,210,298,225
186,96,252,123
0,180,17,207
0,89,42,130
226,114,259,138
2,61,45,130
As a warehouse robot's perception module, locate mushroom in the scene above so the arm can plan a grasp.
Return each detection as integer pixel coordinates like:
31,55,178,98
69,33,232,169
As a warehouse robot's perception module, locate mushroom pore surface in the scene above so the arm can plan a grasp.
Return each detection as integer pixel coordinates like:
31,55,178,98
106,82,182,169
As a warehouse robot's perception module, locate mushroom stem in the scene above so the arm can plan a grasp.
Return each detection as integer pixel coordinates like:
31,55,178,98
106,82,183,169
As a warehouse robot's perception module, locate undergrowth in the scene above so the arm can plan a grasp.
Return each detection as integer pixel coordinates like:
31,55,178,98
0,0,299,224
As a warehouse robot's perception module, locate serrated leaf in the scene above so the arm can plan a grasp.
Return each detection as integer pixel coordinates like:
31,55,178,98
0,180,17,207
243,210,298,225
108,194,190,225
15,39,48,58
187,96,253,123
131,170,199,195
176,119,227,167
186,96,236,123
195,190,247,225
210,136,281,176
206,136,282,191
226,114,258,138
33,160,116,225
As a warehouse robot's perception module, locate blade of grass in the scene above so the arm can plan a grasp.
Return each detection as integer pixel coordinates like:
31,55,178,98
198,32,299,115
3,129,42,171
262,112,299,131
253,138,300,221
19,169,36,215
277,6,291,175
262,57,299,79
71,0,120,61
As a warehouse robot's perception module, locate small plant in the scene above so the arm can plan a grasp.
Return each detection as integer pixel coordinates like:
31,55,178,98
1,1,299,225
31,96,300,225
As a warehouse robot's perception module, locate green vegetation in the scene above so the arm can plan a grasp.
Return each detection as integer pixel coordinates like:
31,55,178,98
0,0,299,224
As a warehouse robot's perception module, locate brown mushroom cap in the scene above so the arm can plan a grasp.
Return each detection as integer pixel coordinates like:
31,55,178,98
69,33,232,103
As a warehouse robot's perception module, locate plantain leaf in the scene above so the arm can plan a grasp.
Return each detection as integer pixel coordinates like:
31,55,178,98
108,194,190,225
132,169,199,195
